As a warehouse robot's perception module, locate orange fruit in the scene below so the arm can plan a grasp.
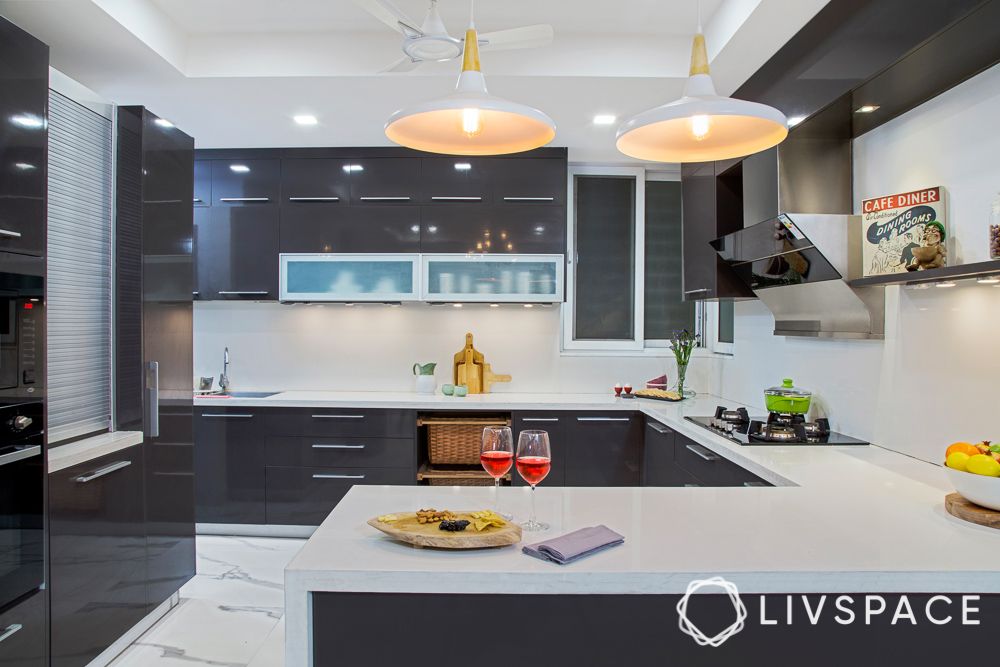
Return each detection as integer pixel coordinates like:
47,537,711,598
946,442,980,457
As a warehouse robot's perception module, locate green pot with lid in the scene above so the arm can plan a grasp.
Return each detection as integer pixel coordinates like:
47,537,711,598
764,378,812,414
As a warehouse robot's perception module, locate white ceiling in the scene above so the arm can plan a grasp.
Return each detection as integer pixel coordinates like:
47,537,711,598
0,0,830,164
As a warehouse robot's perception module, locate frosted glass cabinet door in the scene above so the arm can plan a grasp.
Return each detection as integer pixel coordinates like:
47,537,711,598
421,254,564,302
280,254,420,301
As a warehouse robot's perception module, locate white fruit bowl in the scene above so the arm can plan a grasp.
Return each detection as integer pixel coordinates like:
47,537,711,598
945,467,1000,511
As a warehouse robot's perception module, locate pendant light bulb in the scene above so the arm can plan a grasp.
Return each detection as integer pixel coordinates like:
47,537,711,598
462,107,483,137
690,114,710,141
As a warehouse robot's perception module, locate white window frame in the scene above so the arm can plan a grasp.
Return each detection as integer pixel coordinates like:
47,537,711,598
704,301,735,355
562,166,646,352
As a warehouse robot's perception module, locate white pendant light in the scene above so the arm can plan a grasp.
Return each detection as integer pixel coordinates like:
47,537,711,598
616,8,788,163
384,2,555,156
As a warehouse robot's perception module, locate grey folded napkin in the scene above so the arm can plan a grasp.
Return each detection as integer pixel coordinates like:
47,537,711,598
522,525,625,565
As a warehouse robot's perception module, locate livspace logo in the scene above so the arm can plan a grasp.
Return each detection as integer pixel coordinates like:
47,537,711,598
677,577,983,648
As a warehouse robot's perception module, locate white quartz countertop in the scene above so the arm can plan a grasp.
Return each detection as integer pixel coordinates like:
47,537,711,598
284,393,998,598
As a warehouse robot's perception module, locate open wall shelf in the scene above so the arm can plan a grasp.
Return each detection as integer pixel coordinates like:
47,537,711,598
849,259,1000,287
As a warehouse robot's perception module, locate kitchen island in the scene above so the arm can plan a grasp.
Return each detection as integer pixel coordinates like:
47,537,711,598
283,397,1000,667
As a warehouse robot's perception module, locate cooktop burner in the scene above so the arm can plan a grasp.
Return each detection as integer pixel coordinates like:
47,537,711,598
686,406,868,446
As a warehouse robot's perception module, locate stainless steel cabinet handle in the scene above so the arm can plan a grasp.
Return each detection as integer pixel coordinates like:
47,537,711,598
218,291,269,296
684,483,702,487
312,473,365,480
146,361,160,438
311,414,365,419
75,460,132,483
0,445,40,467
288,197,340,202
685,443,720,462
0,228,23,239
431,196,483,201
0,624,23,643
683,288,711,295
219,197,270,203
503,196,555,202
743,481,769,487
576,417,630,422
522,417,559,422
193,198,204,203
646,422,671,435
200,413,255,418
312,444,365,450
359,196,410,201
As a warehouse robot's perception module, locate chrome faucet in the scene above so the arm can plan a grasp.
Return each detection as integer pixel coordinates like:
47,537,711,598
219,347,231,393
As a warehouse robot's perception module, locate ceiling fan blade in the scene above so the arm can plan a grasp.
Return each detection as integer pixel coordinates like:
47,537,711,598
352,0,420,35
379,56,423,73
477,24,554,51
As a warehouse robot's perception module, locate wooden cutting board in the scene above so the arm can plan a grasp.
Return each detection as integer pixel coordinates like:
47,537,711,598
945,493,1000,529
368,511,522,549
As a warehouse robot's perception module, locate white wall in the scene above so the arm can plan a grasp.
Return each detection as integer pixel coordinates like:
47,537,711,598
712,62,1000,463
193,302,703,395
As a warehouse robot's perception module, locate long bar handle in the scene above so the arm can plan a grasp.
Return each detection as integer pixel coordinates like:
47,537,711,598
219,197,270,202
685,443,720,462
288,197,340,202
646,422,671,435
0,624,23,643
359,196,411,201
218,291,269,296
503,197,555,202
146,361,159,438
312,414,365,419
522,417,559,423
200,413,255,418
0,228,23,239
431,196,483,201
683,288,711,295
75,460,132,483
0,445,41,467
575,417,630,422
312,444,365,450
312,473,365,480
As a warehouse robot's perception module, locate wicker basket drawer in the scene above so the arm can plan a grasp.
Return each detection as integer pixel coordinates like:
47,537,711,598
419,416,510,465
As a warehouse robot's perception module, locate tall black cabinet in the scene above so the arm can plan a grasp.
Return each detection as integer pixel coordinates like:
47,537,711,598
115,107,196,609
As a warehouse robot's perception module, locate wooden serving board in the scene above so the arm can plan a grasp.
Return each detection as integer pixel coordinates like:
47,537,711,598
945,493,1000,529
367,511,522,549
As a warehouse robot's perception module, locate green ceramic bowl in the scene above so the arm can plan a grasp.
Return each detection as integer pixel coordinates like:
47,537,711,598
453,385,468,397
441,384,455,396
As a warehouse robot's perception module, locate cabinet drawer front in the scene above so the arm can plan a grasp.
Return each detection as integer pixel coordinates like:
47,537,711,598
265,466,412,525
265,436,414,468
674,438,765,486
0,589,45,667
265,409,415,438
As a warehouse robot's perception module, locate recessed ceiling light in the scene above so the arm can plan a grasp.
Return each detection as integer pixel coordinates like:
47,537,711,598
410,225,420,233
342,164,364,173
427,225,438,233
154,118,174,128
293,114,318,126
935,281,956,288
523,304,534,308
454,162,472,171
855,105,880,114
977,277,1000,284
452,303,463,308
11,114,43,129
786,115,806,127
489,303,499,308
593,114,617,126
344,302,355,306
229,164,250,173
14,162,35,170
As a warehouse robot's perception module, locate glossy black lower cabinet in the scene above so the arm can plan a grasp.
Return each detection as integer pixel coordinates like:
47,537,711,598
674,432,770,487
511,412,566,486
0,589,45,667
642,419,700,487
49,445,146,667
265,466,412,525
146,407,196,610
564,413,642,486
194,409,266,524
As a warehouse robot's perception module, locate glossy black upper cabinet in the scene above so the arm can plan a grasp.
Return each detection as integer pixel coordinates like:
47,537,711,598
193,160,211,206
280,205,420,254
420,204,565,254
211,158,280,204
198,205,279,299
420,157,489,203
281,158,351,203
349,158,420,203
490,157,566,205
0,17,48,257
680,161,754,301
49,445,147,667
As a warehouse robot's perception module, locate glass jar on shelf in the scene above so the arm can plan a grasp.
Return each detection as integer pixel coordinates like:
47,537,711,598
991,192,1000,260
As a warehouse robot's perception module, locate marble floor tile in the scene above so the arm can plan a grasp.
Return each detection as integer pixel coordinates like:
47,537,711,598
111,536,306,667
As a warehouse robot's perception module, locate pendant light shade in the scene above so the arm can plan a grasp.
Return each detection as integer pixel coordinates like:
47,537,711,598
385,28,556,155
616,34,788,163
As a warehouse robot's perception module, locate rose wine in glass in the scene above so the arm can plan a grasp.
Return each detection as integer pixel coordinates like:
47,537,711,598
516,430,551,531
481,426,514,520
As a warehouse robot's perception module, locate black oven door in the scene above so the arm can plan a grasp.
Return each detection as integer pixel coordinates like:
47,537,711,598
0,439,44,607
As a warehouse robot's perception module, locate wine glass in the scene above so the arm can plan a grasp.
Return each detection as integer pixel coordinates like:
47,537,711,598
516,430,551,531
480,426,514,520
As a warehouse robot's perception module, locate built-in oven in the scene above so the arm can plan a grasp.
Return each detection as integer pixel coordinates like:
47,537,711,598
0,401,44,610
0,251,42,396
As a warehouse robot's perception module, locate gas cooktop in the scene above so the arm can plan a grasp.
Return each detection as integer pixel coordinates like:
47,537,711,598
686,406,869,446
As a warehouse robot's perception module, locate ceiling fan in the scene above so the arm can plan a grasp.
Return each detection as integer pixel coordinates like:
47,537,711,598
353,0,554,73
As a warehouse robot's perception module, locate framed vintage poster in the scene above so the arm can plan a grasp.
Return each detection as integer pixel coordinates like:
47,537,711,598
861,187,947,276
